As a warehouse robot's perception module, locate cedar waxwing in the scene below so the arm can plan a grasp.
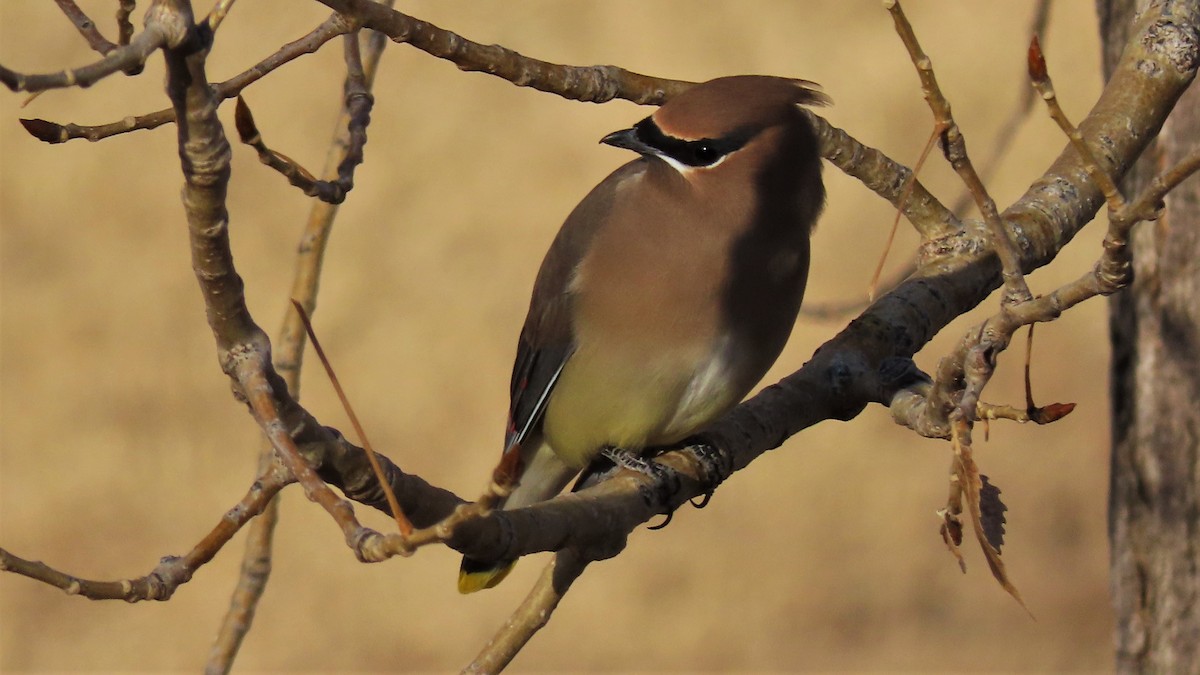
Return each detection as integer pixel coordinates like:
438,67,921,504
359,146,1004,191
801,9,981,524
459,75,828,593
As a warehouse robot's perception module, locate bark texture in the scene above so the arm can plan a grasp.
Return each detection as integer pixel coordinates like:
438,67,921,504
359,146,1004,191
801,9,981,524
1102,1,1200,672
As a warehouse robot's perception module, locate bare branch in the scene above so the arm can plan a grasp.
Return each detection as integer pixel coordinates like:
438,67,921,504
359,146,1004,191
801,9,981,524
317,0,688,105
204,452,282,675
19,12,354,144
312,0,960,238
1028,35,1126,213
157,0,392,562
214,31,399,665
465,552,589,674
232,34,372,203
20,3,960,245
807,110,961,239
54,0,119,55
205,0,238,32
823,0,1051,317
0,460,289,601
206,30,396,647
886,0,1032,306
1099,148,1200,289
234,96,326,193
0,5,177,93
117,0,137,46
878,5,1198,608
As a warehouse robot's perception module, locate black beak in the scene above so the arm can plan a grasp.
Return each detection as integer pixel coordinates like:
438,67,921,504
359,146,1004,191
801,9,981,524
600,127,655,156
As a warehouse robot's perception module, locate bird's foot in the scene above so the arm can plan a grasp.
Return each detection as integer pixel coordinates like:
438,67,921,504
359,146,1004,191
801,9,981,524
682,440,731,509
598,446,681,529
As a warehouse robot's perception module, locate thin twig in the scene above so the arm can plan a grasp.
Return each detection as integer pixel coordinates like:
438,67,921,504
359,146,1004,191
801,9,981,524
1028,36,1126,213
0,18,168,92
206,0,238,32
870,125,944,300
885,0,1033,306
948,0,1050,218
234,96,324,192
237,359,388,558
117,1,136,46
17,13,354,144
823,0,1050,317
204,452,282,675
232,34,373,204
1022,324,1036,411
291,299,411,535
317,0,690,105
54,0,119,55
0,460,290,602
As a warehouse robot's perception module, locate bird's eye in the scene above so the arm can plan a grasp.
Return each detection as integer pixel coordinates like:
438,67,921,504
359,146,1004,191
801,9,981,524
692,143,719,165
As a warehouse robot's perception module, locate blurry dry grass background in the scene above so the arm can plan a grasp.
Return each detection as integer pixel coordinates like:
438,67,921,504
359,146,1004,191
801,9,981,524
0,1,1114,672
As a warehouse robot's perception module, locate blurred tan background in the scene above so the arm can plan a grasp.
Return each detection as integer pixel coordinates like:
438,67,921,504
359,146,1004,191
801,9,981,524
1,1,1114,672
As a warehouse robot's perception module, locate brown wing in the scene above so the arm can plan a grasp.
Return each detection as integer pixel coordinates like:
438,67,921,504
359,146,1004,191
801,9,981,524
503,160,645,453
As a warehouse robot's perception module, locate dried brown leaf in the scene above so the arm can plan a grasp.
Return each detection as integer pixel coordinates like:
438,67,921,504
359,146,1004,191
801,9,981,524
958,447,1032,617
978,474,1008,551
938,507,966,573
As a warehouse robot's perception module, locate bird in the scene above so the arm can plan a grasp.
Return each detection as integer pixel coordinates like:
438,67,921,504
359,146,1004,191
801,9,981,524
458,75,828,593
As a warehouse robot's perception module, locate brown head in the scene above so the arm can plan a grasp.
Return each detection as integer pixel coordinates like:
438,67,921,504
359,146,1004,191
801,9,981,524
600,75,828,234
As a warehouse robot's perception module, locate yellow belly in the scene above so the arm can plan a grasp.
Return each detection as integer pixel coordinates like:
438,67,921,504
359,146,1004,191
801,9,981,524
540,339,739,469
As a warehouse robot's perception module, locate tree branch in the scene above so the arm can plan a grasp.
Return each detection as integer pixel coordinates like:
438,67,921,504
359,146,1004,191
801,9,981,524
1,0,1196,669
0,8,172,92
54,0,119,56
207,15,398,674
16,12,354,144
0,459,290,602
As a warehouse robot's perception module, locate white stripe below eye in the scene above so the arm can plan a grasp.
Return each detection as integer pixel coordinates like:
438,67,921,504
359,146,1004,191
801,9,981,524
653,150,729,175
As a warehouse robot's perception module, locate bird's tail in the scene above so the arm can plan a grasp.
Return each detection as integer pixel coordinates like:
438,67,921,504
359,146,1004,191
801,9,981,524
458,557,516,593
458,439,577,593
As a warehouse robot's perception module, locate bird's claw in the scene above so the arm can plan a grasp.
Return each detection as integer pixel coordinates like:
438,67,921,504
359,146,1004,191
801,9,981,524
599,446,681,526
685,440,730,506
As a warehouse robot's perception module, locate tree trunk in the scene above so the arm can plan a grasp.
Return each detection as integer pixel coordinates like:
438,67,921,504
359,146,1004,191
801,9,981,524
1101,1,1200,672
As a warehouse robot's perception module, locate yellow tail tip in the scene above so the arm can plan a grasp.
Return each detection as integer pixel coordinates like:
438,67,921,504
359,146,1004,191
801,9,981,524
458,559,516,594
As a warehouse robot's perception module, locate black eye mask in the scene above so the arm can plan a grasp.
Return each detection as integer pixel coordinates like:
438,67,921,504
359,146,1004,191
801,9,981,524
633,117,756,168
